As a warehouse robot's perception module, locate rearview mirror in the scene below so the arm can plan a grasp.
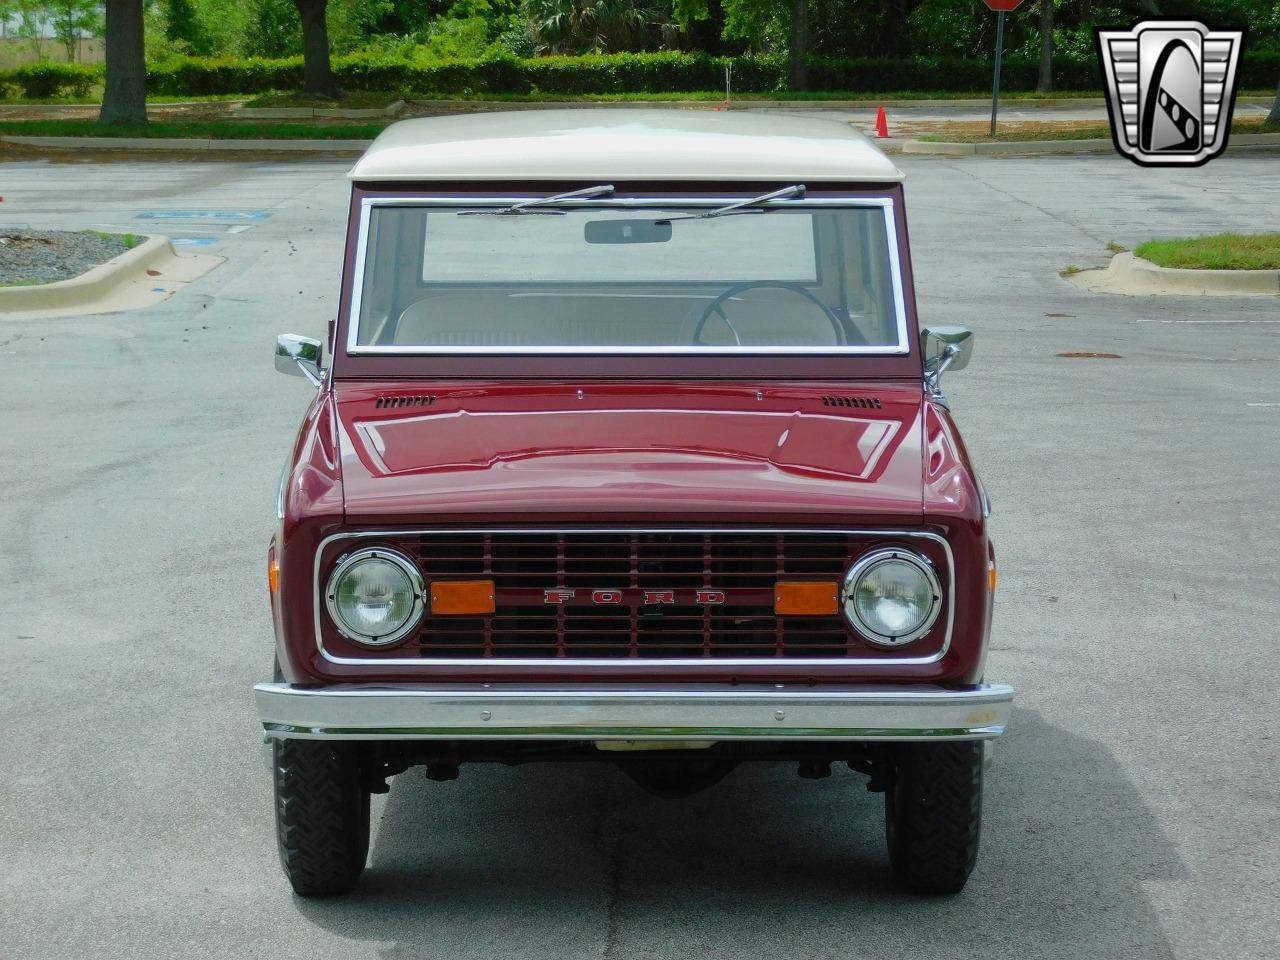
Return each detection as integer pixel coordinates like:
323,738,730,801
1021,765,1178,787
584,219,672,244
275,334,323,386
922,326,973,390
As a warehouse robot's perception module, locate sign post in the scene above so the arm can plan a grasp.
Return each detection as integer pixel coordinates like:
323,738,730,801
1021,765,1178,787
983,0,1027,137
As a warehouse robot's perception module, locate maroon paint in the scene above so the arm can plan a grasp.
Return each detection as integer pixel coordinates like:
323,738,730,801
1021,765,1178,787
272,180,994,688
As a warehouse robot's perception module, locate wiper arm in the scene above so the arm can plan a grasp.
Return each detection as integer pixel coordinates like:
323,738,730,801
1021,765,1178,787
657,184,806,222
460,184,615,216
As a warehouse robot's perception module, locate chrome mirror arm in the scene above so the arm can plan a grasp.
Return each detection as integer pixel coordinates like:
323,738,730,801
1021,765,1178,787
923,344,959,392
294,358,324,387
920,326,974,406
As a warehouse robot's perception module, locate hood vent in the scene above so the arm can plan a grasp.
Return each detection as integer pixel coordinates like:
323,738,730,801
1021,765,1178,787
375,395,437,410
822,395,882,410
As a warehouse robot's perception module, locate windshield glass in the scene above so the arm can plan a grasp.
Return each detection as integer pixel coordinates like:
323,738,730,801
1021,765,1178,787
350,201,906,354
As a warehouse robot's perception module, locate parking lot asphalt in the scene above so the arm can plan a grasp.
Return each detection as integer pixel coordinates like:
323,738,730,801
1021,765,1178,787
1,149,1278,960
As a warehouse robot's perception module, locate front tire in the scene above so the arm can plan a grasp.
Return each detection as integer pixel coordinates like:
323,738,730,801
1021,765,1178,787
274,739,370,897
884,741,983,895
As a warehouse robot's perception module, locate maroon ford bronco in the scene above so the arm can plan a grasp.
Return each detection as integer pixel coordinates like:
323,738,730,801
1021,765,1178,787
258,109,1012,897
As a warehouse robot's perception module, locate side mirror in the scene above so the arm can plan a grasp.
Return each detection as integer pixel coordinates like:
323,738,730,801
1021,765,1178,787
922,326,974,392
275,334,323,387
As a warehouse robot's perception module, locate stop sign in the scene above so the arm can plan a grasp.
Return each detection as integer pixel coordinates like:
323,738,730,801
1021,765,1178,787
983,0,1026,9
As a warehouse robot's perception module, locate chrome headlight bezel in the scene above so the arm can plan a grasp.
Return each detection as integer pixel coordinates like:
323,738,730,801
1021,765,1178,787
324,547,425,647
841,548,943,648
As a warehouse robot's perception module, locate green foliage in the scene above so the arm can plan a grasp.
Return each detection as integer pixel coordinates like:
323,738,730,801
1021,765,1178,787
5,61,99,97
241,0,302,58
523,0,676,54
161,0,214,55
421,17,493,59
45,0,101,61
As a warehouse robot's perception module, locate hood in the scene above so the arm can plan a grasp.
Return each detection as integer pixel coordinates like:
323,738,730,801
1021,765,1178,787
335,381,924,524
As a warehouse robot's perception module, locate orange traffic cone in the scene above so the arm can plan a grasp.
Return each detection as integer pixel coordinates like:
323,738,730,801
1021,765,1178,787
874,106,889,139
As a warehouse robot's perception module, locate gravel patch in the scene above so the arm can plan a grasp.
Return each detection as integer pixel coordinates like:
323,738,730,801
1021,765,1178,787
0,229,139,285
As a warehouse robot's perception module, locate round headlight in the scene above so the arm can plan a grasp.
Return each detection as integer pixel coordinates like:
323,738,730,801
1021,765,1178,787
325,548,424,647
841,549,942,647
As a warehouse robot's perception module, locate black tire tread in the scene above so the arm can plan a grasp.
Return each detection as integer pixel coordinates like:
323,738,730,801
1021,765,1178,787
885,741,983,895
274,739,370,897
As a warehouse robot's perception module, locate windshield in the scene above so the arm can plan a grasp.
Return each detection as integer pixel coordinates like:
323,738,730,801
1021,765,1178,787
349,199,906,354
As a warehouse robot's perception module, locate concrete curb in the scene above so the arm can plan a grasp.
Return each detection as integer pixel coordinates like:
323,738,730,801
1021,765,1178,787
0,235,171,312
901,132,1280,156
1069,252,1280,297
0,235,224,318
0,135,372,152
232,99,405,120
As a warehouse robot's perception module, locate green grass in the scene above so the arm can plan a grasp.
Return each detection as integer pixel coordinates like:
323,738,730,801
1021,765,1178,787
1134,232,1280,271
0,276,42,287
919,117,1279,143
244,91,402,108
2,86,1275,107
84,229,145,249
0,119,387,139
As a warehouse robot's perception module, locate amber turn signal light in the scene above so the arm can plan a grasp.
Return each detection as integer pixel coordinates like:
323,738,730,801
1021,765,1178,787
430,580,496,615
774,581,839,616
267,558,279,594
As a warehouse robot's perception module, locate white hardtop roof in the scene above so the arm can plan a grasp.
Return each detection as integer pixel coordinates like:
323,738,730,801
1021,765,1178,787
348,109,904,184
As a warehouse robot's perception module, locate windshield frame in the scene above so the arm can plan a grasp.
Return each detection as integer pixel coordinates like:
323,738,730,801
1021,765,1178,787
344,192,910,358
332,183,924,381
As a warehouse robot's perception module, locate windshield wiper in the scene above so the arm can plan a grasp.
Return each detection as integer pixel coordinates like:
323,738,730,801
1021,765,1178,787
460,184,615,216
656,184,806,223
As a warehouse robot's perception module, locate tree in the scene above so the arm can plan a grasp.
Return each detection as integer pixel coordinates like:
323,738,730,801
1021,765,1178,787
1268,78,1280,128
11,0,44,58
48,0,101,62
789,0,806,89
292,0,339,98
524,0,669,54
1036,0,1052,93
675,0,810,89
162,0,212,54
100,0,147,126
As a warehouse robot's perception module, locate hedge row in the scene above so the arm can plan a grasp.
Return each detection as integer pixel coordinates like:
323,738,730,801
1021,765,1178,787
3,50,1278,99
143,51,1111,95
0,62,99,98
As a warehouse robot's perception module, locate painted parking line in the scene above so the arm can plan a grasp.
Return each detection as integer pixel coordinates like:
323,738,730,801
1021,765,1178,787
171,237,220,247
1135,318,1280,324
136,210,270,221
1246,402,1280,407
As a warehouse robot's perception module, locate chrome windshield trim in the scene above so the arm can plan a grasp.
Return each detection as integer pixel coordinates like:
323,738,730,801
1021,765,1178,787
344,195,910,357
255,681,1013,742
313,528,954,668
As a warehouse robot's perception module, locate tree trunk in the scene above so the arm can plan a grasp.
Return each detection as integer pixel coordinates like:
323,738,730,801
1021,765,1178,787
789,0,808,91
1266,77,1280,127
99,0,147,126
293,0,338,99
1036,0,1053,93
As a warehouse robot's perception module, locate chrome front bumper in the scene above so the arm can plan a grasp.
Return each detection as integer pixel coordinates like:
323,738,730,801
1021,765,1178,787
254,681,1013,742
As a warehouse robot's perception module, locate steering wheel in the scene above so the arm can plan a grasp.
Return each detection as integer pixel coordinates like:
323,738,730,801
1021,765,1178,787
690,280,846,346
